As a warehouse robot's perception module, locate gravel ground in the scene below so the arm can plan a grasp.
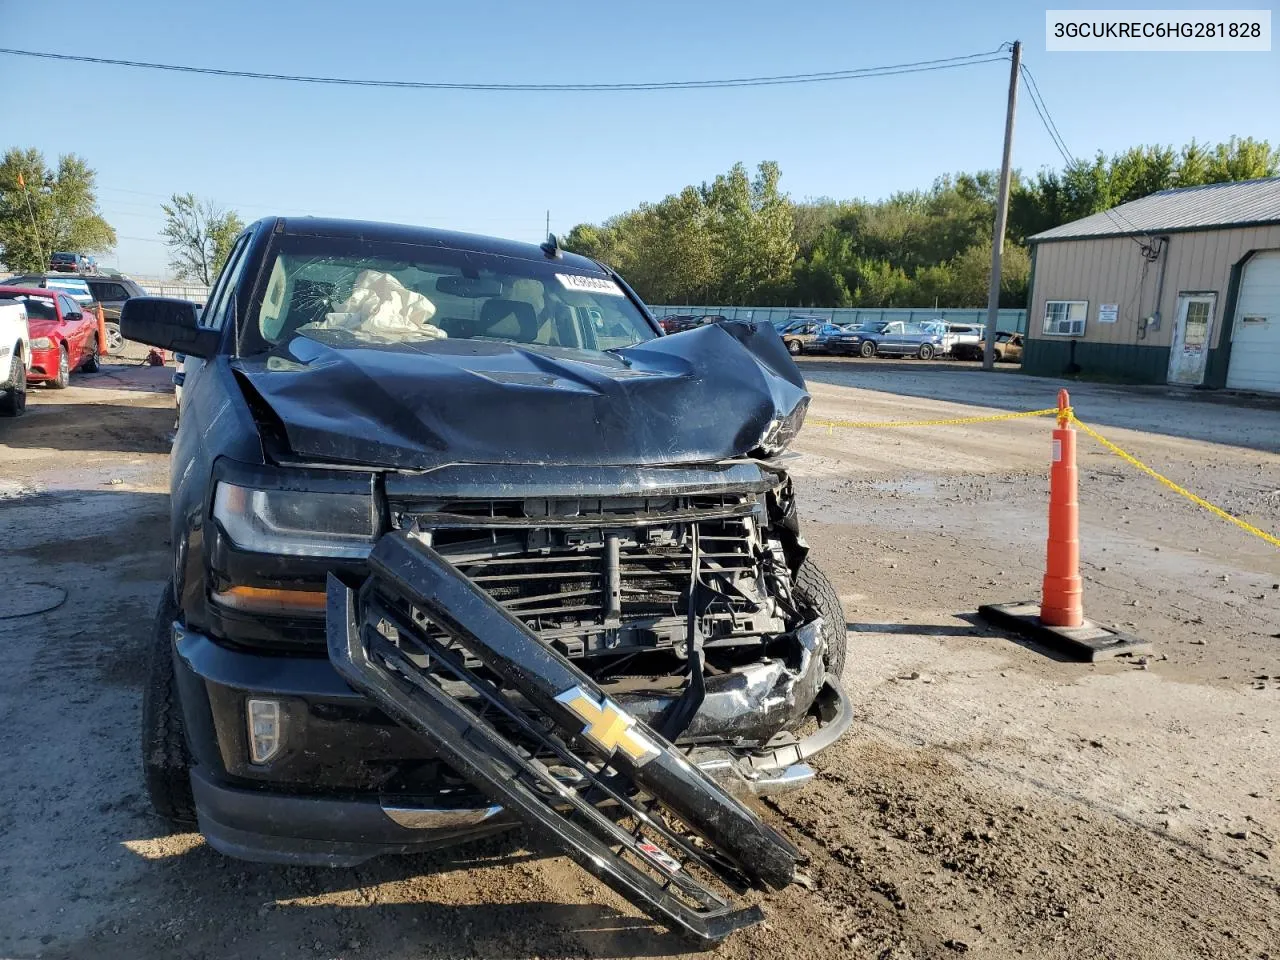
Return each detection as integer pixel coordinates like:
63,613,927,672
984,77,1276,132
0,356,1276,960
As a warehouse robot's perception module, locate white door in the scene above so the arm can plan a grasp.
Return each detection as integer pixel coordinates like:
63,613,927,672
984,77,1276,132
1167,293,1217,386
1226,250,1280,393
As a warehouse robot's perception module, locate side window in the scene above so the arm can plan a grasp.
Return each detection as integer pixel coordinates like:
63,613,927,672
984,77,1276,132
95,282,128,301
59,295,79,317
201,235,251,331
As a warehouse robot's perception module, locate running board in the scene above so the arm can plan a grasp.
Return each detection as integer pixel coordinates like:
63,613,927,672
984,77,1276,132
326,531,803,944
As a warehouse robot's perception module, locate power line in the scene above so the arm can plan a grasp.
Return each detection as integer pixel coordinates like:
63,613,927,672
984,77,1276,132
1018,61,1154,247
0,47,1008,92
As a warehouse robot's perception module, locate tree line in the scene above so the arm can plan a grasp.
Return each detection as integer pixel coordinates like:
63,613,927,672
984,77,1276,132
0,146,242,282
566,137,1278,309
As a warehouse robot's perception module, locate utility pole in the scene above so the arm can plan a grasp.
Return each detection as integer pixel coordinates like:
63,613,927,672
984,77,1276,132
983,40,1020,371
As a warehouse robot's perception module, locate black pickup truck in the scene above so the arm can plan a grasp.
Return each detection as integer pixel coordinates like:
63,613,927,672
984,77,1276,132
123,217,851,943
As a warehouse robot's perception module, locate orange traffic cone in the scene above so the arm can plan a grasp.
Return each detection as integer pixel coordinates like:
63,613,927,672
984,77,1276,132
1040,389,1083,627
979,389,1149,660
96,304,109,357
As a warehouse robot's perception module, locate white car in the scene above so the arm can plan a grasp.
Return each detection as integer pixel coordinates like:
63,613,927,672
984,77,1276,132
941,324,983,356
0,296,31,416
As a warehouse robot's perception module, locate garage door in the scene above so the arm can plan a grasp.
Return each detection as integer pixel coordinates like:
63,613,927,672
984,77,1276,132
1226,250,1280,393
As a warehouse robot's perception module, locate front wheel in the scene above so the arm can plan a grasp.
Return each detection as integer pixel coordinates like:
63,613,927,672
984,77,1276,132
917,343,935,360
0,355,26,416
49,346,70,389
142,580,196,825
859,340,876,359
786,339,802,356
105,321,126,355
792,558,847,678
81,337,101,373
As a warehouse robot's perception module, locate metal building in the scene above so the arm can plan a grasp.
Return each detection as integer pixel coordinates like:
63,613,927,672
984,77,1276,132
1023,177,1280,393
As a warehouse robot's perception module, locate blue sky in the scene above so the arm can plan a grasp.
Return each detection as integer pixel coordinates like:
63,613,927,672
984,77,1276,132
2,0,1275,277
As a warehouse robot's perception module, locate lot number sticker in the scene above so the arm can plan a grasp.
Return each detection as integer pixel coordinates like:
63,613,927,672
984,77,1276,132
556,273,624,297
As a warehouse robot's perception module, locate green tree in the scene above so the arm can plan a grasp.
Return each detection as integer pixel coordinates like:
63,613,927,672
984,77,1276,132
702,161,797,303
0,148,116,271
161,193,245,284
943,241,1030,308
1201,136,1279,182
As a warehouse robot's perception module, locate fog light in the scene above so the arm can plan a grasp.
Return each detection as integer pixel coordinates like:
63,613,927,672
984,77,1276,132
246,699,282,764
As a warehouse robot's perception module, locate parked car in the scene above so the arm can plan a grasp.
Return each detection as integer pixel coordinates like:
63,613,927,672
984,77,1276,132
811,322,872,355
851,321,946,359
1,273,139,355
941,324,983,357
773,315,826,334
807,321,882,356
780,320,826,354
664,313,728,333
0,286,101,387
4,273,96,305
83,275,147,354
49,251,94,274
0,295,30,415
953,331,1024,362
120,217,849,940
657,313,696,333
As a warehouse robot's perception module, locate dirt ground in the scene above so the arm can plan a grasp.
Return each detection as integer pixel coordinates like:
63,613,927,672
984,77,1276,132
0,356,1277,960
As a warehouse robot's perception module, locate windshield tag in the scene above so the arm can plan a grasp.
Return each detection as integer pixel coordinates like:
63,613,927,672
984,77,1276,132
556,274,624,297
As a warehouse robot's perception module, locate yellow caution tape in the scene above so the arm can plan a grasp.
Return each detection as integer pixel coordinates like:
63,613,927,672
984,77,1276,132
1066,414,1280,549
805,403,1279,549
810,407,1061,430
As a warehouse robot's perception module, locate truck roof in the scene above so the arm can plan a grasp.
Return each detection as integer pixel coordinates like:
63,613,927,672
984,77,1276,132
267,217,606,274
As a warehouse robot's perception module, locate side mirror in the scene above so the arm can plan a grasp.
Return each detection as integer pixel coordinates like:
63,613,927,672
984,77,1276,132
121,297,220,358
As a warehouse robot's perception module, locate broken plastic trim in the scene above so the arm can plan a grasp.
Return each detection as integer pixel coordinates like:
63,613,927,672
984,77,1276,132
327,532,805,941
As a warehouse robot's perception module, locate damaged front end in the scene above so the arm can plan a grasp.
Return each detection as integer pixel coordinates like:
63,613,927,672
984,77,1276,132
320,455,852,942
328,529,825,942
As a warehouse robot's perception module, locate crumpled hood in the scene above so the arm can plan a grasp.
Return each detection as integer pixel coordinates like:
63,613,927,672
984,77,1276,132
232,321,808,470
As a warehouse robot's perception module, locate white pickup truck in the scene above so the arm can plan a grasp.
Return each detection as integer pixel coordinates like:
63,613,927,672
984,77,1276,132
0,296,30,416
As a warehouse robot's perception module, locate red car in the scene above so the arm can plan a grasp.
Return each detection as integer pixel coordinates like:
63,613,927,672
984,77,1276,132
0,286,100,388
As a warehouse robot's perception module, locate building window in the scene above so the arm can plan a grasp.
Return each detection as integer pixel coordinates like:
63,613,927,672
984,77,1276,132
1043,300,1088,337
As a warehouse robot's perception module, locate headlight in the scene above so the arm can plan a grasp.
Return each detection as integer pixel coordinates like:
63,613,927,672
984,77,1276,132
212,482,377,557
754,398,810,457
30,337,53,349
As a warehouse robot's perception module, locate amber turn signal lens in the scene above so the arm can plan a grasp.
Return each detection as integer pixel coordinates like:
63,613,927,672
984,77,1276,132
212,585,326,616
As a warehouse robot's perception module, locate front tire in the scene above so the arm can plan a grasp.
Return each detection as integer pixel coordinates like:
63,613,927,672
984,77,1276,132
81,337,101,373
0,355,26,416
859,340,876,359
793,558,847,678
786,339,802,356
49,346,70,389
142,580,196,825
917,343,935,360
